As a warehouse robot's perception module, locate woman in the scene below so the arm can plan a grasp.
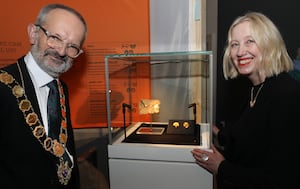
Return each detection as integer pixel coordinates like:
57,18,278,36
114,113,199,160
192,12,300,189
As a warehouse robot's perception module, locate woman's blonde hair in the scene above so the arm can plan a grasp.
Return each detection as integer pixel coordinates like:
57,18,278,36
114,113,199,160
223,12,293,79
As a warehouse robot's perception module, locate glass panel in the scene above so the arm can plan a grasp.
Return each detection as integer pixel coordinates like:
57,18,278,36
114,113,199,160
105,51,213,145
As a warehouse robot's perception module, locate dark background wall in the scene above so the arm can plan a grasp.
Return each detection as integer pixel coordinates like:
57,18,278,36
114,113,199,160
216,0,300,126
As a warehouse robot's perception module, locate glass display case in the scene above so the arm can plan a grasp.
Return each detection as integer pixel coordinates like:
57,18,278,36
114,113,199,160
105,51,214,189
105,50,214,147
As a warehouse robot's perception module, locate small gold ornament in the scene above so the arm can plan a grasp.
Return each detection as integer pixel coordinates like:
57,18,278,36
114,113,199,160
26,113,38,126
44,137,53,151
59,133,67,144
0,72,14,84
173,122,180,128
250,83,264,108
57,159,72,185
53,140,65,157
12,85,24,98
33,125,45,138
183,122,190,128
19,99,31,112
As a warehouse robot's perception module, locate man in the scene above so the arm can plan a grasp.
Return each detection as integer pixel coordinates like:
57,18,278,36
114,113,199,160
0,4,87,189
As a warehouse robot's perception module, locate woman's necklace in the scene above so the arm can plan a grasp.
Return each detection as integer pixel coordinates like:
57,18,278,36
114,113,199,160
249,83,264,108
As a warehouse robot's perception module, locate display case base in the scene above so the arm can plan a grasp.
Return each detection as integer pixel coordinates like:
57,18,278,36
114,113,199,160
123,123,200,145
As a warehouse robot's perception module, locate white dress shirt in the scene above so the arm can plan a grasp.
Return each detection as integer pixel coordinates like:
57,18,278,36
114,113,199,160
24,52,54,134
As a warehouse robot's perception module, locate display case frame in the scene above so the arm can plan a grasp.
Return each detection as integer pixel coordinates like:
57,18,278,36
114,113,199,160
104,51,214,189
104,50,214,147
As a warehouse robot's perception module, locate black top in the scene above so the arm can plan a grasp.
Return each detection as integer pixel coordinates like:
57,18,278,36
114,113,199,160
217,72,300,189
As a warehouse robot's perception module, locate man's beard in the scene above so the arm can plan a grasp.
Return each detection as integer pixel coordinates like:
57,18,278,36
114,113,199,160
31,45,73,78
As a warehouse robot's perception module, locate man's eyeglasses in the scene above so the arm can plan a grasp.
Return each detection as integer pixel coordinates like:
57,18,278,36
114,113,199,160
35,24,83,58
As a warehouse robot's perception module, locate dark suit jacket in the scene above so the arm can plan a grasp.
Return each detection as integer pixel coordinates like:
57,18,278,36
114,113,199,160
0,57,80,189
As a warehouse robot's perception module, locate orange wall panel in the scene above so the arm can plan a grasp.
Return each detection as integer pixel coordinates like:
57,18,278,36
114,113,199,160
0,0,150,128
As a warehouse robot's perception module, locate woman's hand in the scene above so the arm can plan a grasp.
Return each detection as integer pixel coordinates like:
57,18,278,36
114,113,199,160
191,144,225,174
212,125,220,136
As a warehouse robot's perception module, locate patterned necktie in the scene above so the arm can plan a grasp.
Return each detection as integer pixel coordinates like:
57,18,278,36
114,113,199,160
47,80,61,139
